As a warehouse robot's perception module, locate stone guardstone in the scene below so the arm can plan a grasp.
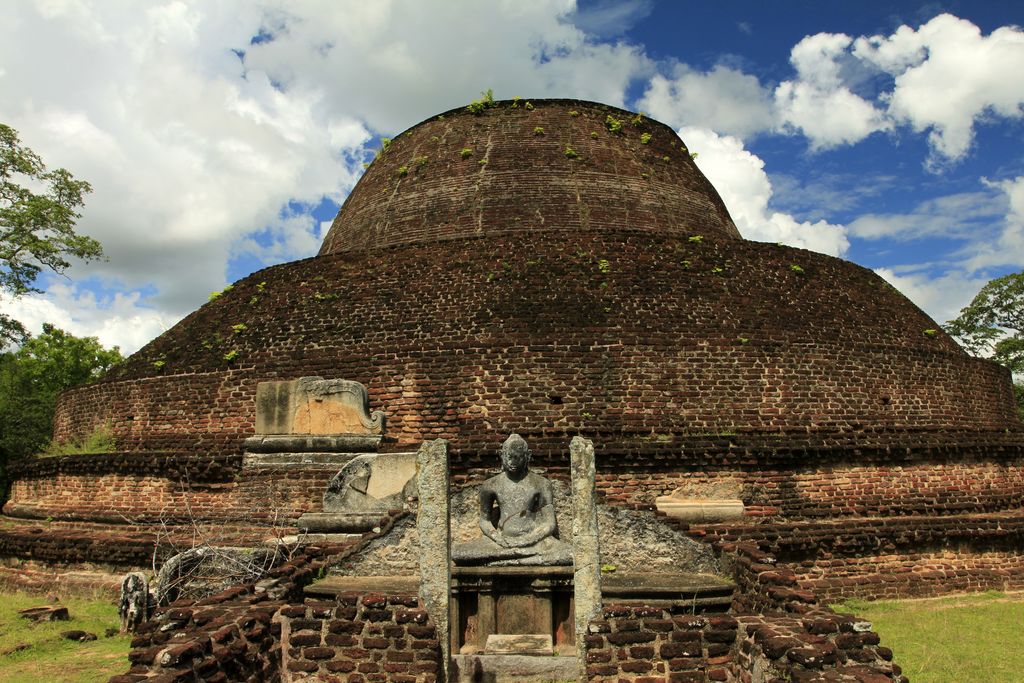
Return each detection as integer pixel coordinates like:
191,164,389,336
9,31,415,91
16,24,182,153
654,490,745,523
484,634,553,656
297,452,417,533
244,377,385,453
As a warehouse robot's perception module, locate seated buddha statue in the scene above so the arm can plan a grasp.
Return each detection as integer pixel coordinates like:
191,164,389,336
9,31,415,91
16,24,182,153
452,434,572,566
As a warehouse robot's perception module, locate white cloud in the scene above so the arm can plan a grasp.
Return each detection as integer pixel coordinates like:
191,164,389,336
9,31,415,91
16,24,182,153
567,0,653,38
854,14,1024,166
0,284,175,354
847,190,1007,241
0,0,656,353
774,33,890,149
241,0,653,134
680,127,849,256
638,65,774,139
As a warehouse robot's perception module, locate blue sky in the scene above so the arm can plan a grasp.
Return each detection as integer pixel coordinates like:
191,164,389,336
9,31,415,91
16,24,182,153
0,0,1021,353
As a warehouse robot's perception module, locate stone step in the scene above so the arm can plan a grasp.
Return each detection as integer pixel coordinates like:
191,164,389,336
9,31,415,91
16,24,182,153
306,571,735,611
603,572,735,612
450,653,578,683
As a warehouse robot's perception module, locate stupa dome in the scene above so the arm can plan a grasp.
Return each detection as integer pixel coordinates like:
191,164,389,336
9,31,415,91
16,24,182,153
47,99,1018,465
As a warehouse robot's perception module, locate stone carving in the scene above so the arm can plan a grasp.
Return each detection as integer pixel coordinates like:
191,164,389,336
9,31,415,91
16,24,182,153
298,453,417,533
452,434,572,566
256,377,384,435
245,377,385,453
118,571,150,633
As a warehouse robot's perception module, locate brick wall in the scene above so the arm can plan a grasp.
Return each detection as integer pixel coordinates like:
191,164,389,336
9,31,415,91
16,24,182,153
53,229,1019,458
4,452,331,524
279,594,440,682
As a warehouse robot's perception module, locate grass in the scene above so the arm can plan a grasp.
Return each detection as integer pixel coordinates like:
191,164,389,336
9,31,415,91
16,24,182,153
0,592,130,682
832,591,1024,682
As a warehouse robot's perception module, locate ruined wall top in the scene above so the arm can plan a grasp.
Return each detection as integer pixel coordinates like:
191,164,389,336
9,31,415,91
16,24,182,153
319,99,741,255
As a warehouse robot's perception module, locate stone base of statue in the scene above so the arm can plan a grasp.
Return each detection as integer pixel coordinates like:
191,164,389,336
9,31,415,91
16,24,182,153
450,565,575,655
451,536,572,567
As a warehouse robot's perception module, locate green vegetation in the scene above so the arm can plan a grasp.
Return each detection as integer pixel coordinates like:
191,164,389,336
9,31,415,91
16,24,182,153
460,148,473,159
944,270,1024,418
0,591,130,682
375,137,392,158
591,131,599,139
524,101,534,110
0,326,121,497
533,127,545,136
923,328,938,336
413,155,429,168
231,323,247,334
790,264,804,274
42,423,115,456
564,146,579,159
688,235,703,243
568,110,579,117
395,165,409,178
640,133,652,145
511,96,521,108
466,89,496,115
223,349,239,362
630,112,645,126
605,114,624,134
1,124,104,346
208,284,232,301
833,592,1024,682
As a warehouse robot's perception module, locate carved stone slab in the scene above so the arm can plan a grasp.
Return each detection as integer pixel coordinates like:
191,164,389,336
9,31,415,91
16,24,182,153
655,492,744,523
296,452,418,533
484,634,553,655
254,377,384,436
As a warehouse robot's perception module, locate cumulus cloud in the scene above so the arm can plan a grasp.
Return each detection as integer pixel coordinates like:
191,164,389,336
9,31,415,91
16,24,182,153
638,65,774,139
770,14,1024,162
774,33,891,149
854,14,1024,166
0,285,174,354
680,127,849,256
0,0,656,353
241,0,653,134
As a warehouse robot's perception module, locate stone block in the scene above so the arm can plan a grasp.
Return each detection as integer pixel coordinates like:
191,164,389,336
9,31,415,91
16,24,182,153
254,377,384,437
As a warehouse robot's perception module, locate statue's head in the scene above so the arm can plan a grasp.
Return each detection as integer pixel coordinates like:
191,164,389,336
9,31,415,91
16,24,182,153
500,433,531,475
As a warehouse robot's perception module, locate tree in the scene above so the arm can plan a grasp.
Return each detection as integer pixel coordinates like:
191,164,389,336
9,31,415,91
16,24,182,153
0,324,121,500
1,123,103,346
944,270,1024,419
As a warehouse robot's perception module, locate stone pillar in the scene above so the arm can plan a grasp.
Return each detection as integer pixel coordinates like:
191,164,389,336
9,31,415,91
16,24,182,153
416,439,450,682
570,436,601,682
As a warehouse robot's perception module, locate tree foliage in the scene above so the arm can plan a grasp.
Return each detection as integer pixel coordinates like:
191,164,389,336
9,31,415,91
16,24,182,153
0,325,121,499
945,270,1024,419
1,123,103,346
945,271,1024,373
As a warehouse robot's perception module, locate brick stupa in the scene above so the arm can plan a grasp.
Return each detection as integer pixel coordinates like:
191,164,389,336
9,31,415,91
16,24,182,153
4,99,1023,602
